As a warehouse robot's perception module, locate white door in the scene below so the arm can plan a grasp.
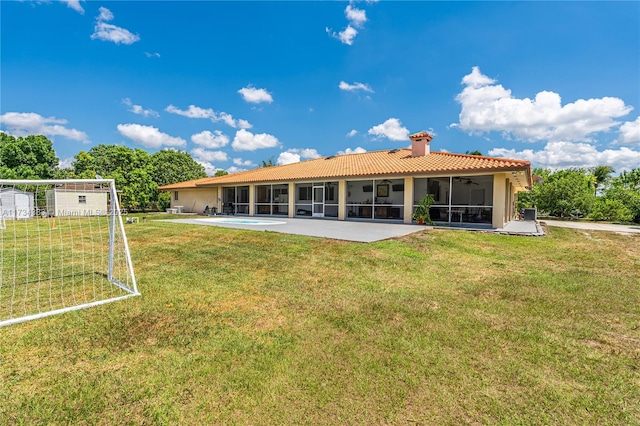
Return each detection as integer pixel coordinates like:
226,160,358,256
15,193,32,219
312,185,324,217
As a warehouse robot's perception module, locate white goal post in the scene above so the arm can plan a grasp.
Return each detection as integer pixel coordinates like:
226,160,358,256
0,179,139,327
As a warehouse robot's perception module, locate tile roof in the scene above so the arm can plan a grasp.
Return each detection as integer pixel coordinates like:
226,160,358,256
158,177,213,190
409,131,433,141
159,149,532,190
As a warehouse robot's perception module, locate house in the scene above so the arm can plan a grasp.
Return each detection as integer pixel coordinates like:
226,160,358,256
159,132,533,229
46,184,109,217
0,188,35,220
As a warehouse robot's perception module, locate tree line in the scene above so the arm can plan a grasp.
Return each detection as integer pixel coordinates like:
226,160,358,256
517,166,640,223
0,134,208,211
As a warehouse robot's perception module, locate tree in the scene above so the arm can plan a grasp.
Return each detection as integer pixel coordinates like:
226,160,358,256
589,198,633,222
260,156,276,167
72,145,157,210
214,169,229,177
150,149,206,187
516,168,550,211
599,168,640,223
591,165,615,196
465,150,483,156
0,134,60,179
535,169,595,218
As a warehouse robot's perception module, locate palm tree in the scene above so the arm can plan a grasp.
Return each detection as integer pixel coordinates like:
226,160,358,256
261,156,276,167
592,165,615,196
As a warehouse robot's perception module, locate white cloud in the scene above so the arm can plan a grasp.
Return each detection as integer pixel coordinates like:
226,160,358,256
347,129,358,137
368,118,410,141
326,25,358,46
165,104,215,119
0,112,89,142
618,117,640,146
226,166,248,174
97,6,113,21
91,7,140,45
338,147,367,155
231,129,280,151
237,119,252,129
461,66,496,89
238,86,273,104
191,147,228,163
218,112,238,128
165,104,252,129
191,130,229,148
327,3,370,45
277,148,322,165
277,152,301,165
145,52,161,58
339,25,358,45
233,158,256,167
117,123,186,148
345,5,367,27
60,0,84,14
122,98,158,118
339,81,374,93
489,141,640,172
195,160,220,176
58,157,75,169
291,148,321,159
453,66,633,142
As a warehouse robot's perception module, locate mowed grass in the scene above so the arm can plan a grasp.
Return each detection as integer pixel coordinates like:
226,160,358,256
1,218,639,425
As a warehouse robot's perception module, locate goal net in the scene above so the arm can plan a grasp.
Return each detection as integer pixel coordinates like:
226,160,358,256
0,179,139,327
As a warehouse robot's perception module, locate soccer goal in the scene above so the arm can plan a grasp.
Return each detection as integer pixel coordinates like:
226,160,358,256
0,179,139,327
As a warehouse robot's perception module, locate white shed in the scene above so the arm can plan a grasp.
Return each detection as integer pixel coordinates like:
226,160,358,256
46,184,109,217
0,188,35,220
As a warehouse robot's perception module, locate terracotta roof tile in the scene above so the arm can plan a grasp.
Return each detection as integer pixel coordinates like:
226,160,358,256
159,149,532,190
157,177,215,190
409,131,433,141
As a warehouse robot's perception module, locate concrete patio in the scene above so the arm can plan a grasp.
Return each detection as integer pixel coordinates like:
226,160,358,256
161,216,547,242
496,220,545,236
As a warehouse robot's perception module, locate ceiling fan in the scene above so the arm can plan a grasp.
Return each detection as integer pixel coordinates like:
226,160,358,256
455,177,479,185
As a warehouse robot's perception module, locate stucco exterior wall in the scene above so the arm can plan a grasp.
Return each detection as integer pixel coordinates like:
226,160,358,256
170,188,218,213
492,174,507,228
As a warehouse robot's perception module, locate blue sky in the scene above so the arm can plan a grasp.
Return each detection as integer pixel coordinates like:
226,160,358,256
1,1,639,175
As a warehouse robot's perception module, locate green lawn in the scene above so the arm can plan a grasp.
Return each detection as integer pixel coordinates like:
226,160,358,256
1,219,639,425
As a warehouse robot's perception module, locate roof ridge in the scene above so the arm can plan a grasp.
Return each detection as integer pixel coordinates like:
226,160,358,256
433,151,530,164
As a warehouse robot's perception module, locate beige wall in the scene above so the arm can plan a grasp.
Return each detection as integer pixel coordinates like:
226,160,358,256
403,177,414,224
48,190,108,216
492,174,507,228
338,180,347,220
492,173,522,228
171,188,218,213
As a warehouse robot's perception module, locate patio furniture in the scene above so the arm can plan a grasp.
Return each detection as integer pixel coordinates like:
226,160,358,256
223,202,234,215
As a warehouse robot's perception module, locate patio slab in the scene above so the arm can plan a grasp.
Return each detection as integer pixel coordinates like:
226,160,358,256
495,220,545,236
161,217,429,243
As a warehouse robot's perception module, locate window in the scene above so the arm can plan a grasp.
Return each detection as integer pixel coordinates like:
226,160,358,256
78,195,87,204
298,186,312,201
174,191,179,201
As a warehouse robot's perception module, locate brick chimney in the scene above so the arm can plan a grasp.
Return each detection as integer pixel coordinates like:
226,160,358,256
409,132,433,157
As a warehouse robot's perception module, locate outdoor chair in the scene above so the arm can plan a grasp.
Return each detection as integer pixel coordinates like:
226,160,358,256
202,205,218,216
223,202,235,215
